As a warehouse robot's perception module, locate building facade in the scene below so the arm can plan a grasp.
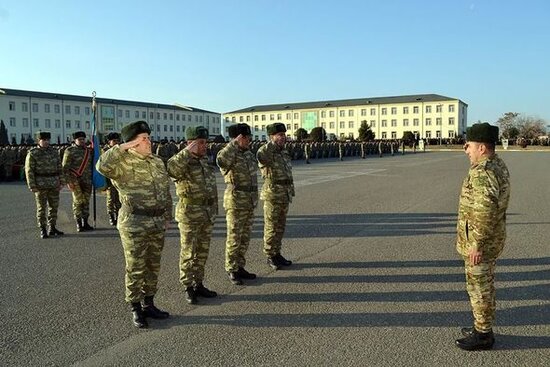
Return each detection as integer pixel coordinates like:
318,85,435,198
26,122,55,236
223,94,467,141
0,88,222,144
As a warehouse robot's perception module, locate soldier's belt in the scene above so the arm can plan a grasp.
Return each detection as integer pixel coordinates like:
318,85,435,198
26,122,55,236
124,206,166,217
35,172,61,177
182,197,216,206
229,184,258,192
273,179,293,186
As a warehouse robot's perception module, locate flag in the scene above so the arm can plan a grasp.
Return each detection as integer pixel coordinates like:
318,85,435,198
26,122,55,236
91,96,107,190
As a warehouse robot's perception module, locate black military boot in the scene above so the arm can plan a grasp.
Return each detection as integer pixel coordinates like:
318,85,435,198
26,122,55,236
48,226,64,236
194,283,217,298
455,329,495,351
237,267,257,280
109,213,117,226
461,326,475,337
130,302,148,328
184,286,198,304
142,295,169,319
267,256,282,270
228,271,243,285
76,219,84,232
81,218,94,231
275,254,292,266
40,226,49,239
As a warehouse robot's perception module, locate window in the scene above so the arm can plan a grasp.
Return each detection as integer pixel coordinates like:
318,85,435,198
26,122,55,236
370,120,376,128
55,120,61,128
231,117,236,123
246,116,250,122
403,106,409,114
22,102,28,112
75,106,80,115
23,118,29,127
436,130,441,138
85,121,90,129
381,119,387,127
32,103,39,112
118,110,123,118
381,132,387,139
339,110,345,117
321,122,326,128
329,121,335,129
277,113,281,120
391,119,397,127
270,114,275,121
391,107,397,115
188,115,191,121
293,123,298,130
75,120,80,128
261,125,265,130
348,110,354,117
370,108,376,116
170,126,173,132
65,105,71,114
85,107,90,115
164,125,167,132
135,111,140,118
321,111,326,118
254,125,259,131
340,121,345,129
426,118,432,126
449,130,456,138
403,118,409,127
426,105,431,113
294,113,299,119
169,113,173,120
413,106,419,114
261,115,266,121
9,101,16,111
286,113,291,119
239,116,243,122
176,126,180,132
156,125,160,132
176,114,180,121
348,121,354,129
66,120,71,128
254,115,258,121
381,108,387,115
413,118,419,126
9,117,16,127
436,118,442,125
142,111,146,119
449,105,455,112
391,132,397,139
157,112,160,119
286,124,291,130
436,104,442,113
45,104,50,113
361,109,367,116
425,131,432,138
54,104,60,113
162,112,166,120
329,111,335,118
449,117,455,125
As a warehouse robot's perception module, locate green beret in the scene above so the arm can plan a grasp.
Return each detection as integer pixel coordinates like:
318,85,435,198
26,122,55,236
466,123,499,144
73,131,86,139
228,123,252,138
121,121,151,142
106,132,120,141
36,131,51,140
186,126,209,140
266,123,286,135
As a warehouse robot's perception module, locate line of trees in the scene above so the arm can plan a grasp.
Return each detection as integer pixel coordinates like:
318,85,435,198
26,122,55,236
496,112,547,140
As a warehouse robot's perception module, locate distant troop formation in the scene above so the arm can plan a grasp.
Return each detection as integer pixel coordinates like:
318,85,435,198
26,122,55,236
18,120,510,352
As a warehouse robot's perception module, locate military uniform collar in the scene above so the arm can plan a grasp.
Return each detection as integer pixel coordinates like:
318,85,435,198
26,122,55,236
128,148,153,160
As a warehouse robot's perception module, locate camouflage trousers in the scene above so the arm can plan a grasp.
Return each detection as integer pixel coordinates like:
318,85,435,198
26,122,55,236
106,186,121,215
178,220,213,287
225,208,255,272
34,189,60,228
119,221,166,303
464,259,496,333
71,179,92,219
263,200,289,257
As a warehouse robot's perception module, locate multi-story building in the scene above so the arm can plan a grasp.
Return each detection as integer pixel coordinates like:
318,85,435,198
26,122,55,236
0,88,221,144
223,94,467,141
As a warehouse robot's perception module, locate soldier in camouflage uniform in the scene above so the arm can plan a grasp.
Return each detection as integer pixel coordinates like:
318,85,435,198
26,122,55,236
97,121,172,329
62,131,94,232
156,138,171,167
103,132,122,226
167,126,218,304
257,123,294,270
455,123,510,351
25,132,65,239
216,123,258,285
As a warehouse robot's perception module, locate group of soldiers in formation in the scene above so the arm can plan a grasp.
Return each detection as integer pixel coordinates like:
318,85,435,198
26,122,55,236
19,120,509,351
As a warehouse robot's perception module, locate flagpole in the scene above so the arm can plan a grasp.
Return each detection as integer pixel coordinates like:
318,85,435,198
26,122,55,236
91,91,97,229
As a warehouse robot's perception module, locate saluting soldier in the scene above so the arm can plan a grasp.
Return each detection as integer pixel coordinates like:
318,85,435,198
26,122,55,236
167,126,218,304
216,123,258,285
257,123,295,270
62,131,94,232
25,131,65,239
103,132,122,226
97,121,172,329
455,123,510,351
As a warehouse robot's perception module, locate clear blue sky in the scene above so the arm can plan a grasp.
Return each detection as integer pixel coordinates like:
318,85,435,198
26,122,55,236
1,0,549,125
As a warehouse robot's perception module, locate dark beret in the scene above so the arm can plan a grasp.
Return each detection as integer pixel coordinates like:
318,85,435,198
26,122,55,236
106,132,120,141
466,123,499,144
73,131,86,139
228,123,252,138
36,131,51,140
186,126,209,140
266,123,286,135
121,121,151,142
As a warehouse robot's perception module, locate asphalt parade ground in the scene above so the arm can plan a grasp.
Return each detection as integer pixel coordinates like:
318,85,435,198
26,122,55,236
1,151,549,366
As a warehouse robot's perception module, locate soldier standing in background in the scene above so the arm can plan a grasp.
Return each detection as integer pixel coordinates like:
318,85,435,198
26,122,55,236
103,132,122,226
167,126,218,304
25,131,65,239
97,121,172,329
156,138,171,167
455,123,510,351
62,131,94,232
216,123,258,285
257,123,295,270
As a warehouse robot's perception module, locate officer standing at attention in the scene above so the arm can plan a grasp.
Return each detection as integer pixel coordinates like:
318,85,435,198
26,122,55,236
96,121,172,329
455,123,510,351
167,126,218,304
103,132,122,226
216,123,258,285
62,131,94,232
257,123,294,270
25,131,65,239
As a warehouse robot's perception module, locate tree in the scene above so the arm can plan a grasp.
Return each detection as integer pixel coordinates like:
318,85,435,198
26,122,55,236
0,120,9,145
517,116,546,140
309,127,327,142
294,128,308,142
496,112,519,139
401,131,415,145
358,121,375,141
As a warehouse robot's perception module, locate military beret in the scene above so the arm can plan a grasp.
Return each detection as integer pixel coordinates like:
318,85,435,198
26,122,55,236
121,121,151,142
73,131,86,139
228,123,252,138
36,131,51,140
466,123,499,144
266,123,286,135
106,132,120,141
186,126,209,140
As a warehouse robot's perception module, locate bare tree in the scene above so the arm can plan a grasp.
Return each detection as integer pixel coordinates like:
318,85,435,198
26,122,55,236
517,116,547,139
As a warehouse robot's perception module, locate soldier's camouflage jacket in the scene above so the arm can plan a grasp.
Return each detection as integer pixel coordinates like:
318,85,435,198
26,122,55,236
25,146,64,190
167,149,218,223
62,144,92,184
96,146,173,224
456,154,510,260
257,141,295,203
216,140,258,210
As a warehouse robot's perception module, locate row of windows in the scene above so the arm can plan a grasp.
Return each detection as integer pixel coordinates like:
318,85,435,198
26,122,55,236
379,130,456,139
8,101,92,115
9,117,91,129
